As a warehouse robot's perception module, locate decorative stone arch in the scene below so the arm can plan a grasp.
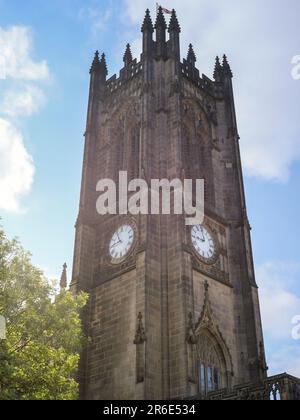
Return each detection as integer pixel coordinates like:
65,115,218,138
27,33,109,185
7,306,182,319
182,98,212,140
109,98,141,178
181,97,216,207
110,97,141,126
182,97,213,136
187,281,233,394
195,326,233,392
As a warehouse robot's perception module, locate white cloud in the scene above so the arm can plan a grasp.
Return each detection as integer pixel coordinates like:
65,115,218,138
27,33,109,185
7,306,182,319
0,25,49,213
0,118,35,213
78,4,112,36
0,26,49,81
251,261,300,377
123,0,300,182
257,261,300,341
2,85,46,117
267,345,300,378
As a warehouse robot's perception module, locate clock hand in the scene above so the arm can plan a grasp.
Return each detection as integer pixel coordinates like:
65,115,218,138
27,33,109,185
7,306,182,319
199,228,205,241
196,236,205,243
111,240,121,248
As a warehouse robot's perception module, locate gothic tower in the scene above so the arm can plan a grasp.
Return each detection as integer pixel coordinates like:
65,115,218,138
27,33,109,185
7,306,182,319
71,8,268,400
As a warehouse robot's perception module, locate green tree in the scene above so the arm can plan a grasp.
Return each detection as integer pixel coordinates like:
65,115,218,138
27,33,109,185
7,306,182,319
0,226,88,400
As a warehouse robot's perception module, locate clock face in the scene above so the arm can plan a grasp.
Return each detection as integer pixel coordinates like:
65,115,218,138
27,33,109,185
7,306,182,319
109,225,135,261
191,225,215,261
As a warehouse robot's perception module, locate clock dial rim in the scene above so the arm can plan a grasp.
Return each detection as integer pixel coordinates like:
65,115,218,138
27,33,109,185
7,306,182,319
191,224,217,264
109,223,136,263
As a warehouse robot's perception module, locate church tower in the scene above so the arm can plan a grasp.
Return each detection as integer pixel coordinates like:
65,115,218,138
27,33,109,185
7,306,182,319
71,8,268,400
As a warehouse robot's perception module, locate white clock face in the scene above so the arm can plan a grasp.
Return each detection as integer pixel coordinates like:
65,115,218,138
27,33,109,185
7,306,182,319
109,225,135,261
191,225,215,261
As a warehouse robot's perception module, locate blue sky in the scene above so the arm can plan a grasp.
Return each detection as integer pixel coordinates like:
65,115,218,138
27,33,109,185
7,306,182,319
0,0,300,378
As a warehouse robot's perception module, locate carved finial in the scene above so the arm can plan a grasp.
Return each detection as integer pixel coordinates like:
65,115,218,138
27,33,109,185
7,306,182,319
141,9,154,33
100,53,108,77
222,54,233,78
90,51,108,78
168,9,181,33
60,263,67,290
194,280,215,333
90,50,101,74
213,56,223,82
204,280,209,293
123,43,133,66
187,44,196,65
155,6,167,30
134,312,146,345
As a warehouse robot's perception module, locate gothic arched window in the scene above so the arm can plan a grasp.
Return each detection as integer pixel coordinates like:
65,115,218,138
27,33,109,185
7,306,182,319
181,100,215,207
196,331,226,395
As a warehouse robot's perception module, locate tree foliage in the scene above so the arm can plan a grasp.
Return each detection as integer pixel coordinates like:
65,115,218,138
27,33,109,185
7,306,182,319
0,226,88,400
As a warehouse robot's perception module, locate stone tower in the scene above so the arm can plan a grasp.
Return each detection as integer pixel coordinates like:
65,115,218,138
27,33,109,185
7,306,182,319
71,8,268,400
